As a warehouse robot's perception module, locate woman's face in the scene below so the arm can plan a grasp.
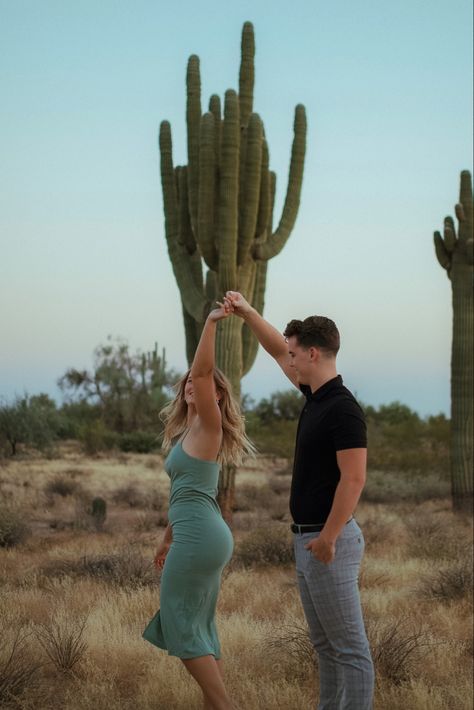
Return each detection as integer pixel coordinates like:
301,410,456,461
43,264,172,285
183,374,219,406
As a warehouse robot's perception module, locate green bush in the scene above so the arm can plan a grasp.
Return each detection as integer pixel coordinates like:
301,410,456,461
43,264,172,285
0,506,31,548
118,431,160,453
78,420,118,455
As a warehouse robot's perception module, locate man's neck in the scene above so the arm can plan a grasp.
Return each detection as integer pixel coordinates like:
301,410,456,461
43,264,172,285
307,367,338,395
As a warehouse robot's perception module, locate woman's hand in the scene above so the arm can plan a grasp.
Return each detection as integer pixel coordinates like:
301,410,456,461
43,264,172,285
154,541,170,570
207,297,234,322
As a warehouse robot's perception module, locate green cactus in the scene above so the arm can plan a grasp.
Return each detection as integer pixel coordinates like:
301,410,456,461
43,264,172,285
434,170,473,512
91,497,107,531
159,22,306,519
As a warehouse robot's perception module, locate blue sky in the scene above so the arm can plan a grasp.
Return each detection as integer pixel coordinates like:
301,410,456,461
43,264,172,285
1,0,472,416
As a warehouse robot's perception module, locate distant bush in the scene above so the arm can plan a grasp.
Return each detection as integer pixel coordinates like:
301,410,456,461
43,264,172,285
112,483,146,508
78,420,118,455
361,470,450,504
0,506,30,548
118,431,160,453
419,560,473,602
234,482,272,512
44,475,82,498
40,547,156,588
236,524,294,567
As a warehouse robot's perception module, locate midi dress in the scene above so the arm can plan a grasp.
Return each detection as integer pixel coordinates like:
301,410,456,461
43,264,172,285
142,441,234,659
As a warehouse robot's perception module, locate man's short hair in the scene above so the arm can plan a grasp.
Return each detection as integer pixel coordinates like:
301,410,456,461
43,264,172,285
283,316,340,356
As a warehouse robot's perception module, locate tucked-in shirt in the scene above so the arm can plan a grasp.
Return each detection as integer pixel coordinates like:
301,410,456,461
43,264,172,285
289,375,367,524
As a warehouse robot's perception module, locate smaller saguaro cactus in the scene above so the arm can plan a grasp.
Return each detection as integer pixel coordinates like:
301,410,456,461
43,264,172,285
91,497,107,532
433,170,473,512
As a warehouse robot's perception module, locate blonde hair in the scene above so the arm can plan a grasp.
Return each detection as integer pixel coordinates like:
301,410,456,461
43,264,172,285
160,368,255,466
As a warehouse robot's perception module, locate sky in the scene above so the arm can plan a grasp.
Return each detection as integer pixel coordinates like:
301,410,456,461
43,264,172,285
1,0,472,417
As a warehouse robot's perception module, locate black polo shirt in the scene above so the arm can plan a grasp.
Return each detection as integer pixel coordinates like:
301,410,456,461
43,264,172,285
289,375,367,524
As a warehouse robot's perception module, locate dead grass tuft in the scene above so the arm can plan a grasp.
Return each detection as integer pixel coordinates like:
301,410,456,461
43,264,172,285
36,611,88,674
368,616,434,684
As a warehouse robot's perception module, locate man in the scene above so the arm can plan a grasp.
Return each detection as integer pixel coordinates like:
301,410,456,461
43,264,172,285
226,291,374,710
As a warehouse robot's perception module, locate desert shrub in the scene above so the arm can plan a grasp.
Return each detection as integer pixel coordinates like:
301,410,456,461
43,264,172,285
269,476,291,496
112,483,146,508
367,616,433,684
262,623,315,681
234,482,272,512
44,475,82,498
78,420,118,455
419,560,473,602
236,524,294,567
357,515,393,547
362,470,449,504
118,431,160,453
41,547,156,587
405,512,468,560
35,611,87,673
245,419,298,458
0,506,30,548
0,625,42,706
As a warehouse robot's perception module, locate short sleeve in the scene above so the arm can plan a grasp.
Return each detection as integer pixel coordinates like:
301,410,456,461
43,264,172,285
328,400,367,451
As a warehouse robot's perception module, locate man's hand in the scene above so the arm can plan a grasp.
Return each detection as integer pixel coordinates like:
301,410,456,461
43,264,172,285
207,298,234,322
225,291,252,317
304,535,336,564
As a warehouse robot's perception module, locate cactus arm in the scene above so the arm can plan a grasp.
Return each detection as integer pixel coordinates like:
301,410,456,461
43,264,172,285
242,260,268,375
455,171,474,262
237,114,263,266
205,269,218,303
253,104,307,260
217,90,240,292
238,21,255,128
209,94,222,165
186,55,202,237
177,166,197,254
255,139,270,241
443,216,457,253
181,300,202,366
197,113,219,270
433,231,452,273
160,122,206,322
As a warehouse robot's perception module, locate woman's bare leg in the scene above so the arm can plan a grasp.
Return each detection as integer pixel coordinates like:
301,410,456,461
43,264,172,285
182,655,232,710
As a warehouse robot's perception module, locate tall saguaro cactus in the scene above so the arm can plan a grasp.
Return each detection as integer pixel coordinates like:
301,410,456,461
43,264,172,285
159,22,306,519
433,170,473,512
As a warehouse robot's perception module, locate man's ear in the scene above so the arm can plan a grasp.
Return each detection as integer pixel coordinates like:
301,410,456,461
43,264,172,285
308,346,319,362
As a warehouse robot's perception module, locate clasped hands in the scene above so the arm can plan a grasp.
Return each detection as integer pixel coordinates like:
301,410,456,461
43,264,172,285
208,291,251,322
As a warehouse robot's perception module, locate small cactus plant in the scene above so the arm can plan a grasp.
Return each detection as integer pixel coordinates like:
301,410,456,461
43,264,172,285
91,497,107,532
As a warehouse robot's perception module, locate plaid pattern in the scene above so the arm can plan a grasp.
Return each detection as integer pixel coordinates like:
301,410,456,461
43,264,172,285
294,519,374,709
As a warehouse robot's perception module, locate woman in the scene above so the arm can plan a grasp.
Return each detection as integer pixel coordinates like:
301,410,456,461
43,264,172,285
143,299,252,710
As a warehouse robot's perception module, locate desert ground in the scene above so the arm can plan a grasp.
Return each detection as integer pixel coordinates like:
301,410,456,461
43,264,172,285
0,445,472,709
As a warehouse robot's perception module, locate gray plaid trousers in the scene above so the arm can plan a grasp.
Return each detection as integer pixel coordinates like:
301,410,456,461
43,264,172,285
293,519,374,709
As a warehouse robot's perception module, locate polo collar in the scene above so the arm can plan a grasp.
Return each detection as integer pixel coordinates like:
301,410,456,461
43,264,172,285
307,375,343,401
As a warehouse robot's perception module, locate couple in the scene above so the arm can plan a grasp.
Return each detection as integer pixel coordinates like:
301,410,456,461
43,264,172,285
143,292,375,710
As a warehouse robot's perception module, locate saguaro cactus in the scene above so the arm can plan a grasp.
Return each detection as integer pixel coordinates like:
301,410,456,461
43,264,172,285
433,170,473,512
159,22,306,519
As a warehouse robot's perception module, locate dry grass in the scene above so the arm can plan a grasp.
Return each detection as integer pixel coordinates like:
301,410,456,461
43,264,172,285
0,447,472,709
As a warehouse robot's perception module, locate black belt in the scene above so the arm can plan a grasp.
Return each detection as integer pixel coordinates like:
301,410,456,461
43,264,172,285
291,518,353,534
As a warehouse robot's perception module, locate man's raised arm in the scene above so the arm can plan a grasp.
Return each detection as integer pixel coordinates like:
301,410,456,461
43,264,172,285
226,291,298,387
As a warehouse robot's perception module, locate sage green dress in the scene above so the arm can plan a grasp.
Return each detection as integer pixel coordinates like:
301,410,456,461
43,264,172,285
143,441,234,659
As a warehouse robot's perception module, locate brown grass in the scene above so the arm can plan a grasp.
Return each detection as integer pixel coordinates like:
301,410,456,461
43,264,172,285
0,447,472,709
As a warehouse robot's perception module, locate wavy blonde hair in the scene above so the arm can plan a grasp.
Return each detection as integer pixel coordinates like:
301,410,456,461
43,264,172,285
160,368,255,466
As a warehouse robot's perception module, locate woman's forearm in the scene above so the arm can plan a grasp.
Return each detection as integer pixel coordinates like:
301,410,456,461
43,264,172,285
190,317,216,377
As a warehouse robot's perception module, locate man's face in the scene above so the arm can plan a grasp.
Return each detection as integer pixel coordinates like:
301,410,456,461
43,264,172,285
287,336,314,384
